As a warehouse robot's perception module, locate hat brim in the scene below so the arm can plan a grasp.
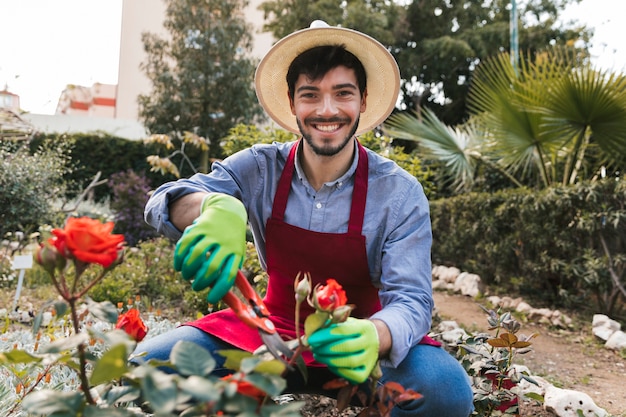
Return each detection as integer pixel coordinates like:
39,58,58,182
255,25,400,136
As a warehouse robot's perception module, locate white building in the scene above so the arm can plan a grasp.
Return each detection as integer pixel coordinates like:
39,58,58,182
115,0,274,121
1,0,274,140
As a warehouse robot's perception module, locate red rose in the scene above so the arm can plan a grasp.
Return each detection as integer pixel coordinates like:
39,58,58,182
50,217,125,268
315,278,348,312
116,308,148,342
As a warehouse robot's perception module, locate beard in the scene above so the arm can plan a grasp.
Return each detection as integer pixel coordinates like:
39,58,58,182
297,116,360,157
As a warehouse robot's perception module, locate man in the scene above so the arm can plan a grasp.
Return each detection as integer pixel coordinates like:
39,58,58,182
140,21,473,416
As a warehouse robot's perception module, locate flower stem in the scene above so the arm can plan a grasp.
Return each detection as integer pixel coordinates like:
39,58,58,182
68,297,95,405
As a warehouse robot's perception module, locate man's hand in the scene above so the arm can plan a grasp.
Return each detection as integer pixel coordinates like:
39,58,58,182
307,318,379,384
173,193,247,304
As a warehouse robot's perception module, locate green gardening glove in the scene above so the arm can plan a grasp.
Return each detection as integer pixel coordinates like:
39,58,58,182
307,318,380,384
174,193,247,304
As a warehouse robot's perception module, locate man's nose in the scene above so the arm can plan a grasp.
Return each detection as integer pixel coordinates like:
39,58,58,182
318,95,338,116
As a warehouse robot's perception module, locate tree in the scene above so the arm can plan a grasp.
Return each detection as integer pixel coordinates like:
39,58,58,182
383,48,626,192
259,0,590,126
139,0,264,173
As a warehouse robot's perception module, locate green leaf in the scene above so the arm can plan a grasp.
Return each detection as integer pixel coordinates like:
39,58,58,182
102,385,141,405
140,368,177,413
90,344,129,385
83,405,137,416
40,333,90,353
171,340,216,376
22,389,84,414
87,298,119,324
178,375,223,402
304,312,329,337
54,300,68,318
244,373,286,398
0,349,42,365
523,392,544,402
259,401,306,416
253,358,287,375
240,356,262,374
218,349,254,371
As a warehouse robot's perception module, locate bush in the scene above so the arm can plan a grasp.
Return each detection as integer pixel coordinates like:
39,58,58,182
430,179,626,317
109,169,158,246
30,132,176,202
0,140,69,237
87,237,208,318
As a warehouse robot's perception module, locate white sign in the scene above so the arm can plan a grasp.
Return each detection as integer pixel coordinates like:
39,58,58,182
11,255,33,270
11,254,33,311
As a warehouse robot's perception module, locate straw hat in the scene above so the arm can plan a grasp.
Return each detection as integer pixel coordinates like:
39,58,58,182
255,20,400,135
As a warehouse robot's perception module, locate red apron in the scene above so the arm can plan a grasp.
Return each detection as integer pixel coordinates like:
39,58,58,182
186,140,438,365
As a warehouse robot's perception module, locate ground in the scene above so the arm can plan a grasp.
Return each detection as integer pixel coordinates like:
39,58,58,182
432,291,626,417
2,288,625,416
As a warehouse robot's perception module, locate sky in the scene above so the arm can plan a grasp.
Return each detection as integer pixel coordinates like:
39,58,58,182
0,0,624,116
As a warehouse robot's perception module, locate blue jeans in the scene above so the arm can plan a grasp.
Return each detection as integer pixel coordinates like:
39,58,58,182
133,326,474,417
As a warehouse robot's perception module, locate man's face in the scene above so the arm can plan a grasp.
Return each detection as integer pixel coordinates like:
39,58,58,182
289,66,367,157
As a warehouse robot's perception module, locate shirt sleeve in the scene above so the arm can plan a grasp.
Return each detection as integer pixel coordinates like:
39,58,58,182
144,147,263,241
369,179,433,368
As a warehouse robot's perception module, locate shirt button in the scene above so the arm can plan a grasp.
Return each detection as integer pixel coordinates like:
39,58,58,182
316,202,322,209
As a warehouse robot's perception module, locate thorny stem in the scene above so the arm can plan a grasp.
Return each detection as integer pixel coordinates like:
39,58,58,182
67,297,95,404
6,362,58,417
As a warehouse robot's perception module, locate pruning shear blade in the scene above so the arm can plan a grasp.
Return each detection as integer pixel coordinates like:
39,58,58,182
222,271,294,366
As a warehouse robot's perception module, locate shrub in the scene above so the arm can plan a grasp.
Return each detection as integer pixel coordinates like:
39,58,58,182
87,237,208,318
430,179,626,316
0,140,69,237
108,169,158,246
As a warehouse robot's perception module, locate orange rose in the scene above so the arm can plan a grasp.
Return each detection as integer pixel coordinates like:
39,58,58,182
221,375,267,401
50,217,125,268
315,278,347,312
115,308,148,342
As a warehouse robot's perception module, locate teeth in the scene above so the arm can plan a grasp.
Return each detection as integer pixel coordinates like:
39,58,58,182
316,124,339,132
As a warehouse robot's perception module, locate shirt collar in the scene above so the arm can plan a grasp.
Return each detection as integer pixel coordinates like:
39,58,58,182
293,138,359,189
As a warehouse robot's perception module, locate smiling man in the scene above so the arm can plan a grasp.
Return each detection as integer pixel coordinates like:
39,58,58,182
140,21,474,417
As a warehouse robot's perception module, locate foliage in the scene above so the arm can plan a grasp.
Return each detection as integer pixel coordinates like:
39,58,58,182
358,131,437,199
108,170,158,247
138,0,264,170
259,0,590,125
385,48,626,193
220,123,297,157
30,133,174,202
454,306,541,416
0,140,70,237
430,179,626,317
88,237,209,318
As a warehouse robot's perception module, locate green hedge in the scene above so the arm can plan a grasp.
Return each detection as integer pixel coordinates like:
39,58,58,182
430,180,626,317
29,133,177,201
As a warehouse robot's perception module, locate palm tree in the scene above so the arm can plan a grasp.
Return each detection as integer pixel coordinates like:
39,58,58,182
384,49,626,192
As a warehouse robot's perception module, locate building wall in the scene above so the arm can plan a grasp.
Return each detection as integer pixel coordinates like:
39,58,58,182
116,0,274,121
55,83,117,117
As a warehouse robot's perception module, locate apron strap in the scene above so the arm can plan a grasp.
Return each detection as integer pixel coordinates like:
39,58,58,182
270,141,298,221
348,141,368,234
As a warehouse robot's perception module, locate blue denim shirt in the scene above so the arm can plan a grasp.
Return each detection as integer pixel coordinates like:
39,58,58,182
144,139,433,367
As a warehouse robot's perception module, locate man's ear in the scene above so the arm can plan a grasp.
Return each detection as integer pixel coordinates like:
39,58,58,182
289,91,296,115
361,89,367,113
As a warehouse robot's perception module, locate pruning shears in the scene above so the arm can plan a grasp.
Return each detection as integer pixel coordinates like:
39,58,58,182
222,270,294,368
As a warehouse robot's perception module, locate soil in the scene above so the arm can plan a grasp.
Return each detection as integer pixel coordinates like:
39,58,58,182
432,291,626,417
